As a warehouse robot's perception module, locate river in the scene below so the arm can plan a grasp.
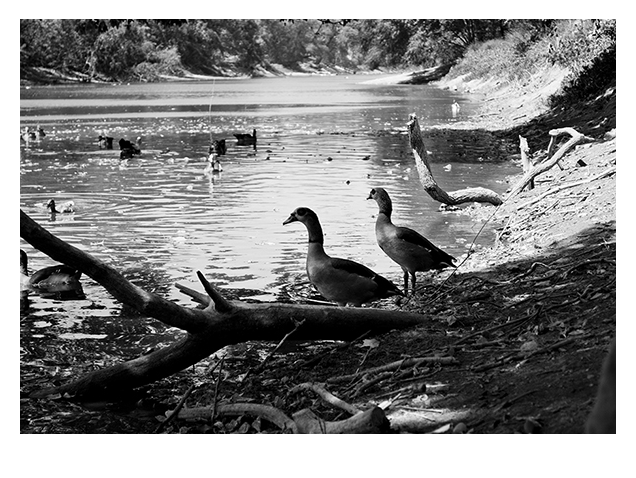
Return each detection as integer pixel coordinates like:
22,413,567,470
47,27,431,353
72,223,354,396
20,74,519,345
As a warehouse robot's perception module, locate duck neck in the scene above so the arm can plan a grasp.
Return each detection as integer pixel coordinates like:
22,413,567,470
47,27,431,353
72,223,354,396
304,218,324,245
376,197,393,221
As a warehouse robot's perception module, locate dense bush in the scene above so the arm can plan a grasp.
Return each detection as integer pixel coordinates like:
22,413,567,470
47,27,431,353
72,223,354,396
445,19,615,86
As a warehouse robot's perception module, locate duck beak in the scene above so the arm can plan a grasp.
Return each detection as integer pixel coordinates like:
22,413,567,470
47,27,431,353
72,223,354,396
366,192,373,200
283,214,297,225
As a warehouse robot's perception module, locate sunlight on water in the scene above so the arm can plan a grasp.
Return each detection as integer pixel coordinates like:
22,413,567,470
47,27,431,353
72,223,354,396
20,75,521,342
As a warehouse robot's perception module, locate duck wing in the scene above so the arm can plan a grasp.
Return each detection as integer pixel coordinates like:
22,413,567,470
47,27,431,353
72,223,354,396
329,257,402,296
395,226,456,266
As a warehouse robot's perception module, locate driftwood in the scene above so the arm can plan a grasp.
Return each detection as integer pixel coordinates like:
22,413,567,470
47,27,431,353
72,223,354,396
172,402,390,434
407,114,503,206
20,210,429,399
507,128,595,199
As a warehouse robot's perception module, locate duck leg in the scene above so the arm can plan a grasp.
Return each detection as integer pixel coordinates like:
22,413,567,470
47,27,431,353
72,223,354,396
402,269,409,294
410,272,417,295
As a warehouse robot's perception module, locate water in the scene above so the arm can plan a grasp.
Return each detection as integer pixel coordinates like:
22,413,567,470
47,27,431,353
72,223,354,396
20,74,520,346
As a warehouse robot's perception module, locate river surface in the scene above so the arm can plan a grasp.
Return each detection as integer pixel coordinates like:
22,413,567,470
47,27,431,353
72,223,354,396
20,74,519,346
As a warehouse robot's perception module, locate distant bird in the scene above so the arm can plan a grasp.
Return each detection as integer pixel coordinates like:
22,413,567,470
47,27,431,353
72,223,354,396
367,187,456,294
209,138,227,156
47,199,76,214
119,137,142,159
443,164,452,172
36,125,46,139
451,100,461,116
234,129,257,147
20,127,36,144
283,207,403,306
20,249,84,299
98,135,114,149
204,153,223,174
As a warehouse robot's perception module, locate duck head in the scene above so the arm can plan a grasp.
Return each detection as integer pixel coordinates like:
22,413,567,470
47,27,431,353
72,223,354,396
283,207,317,226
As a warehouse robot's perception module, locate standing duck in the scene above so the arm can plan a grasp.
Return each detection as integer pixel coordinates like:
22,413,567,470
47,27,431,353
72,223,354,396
20,249,85,299
367,187,456,294
47,199,76,214
204,153,223,174
283,207,402,306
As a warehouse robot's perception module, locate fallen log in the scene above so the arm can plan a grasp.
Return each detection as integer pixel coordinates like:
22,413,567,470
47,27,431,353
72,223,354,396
21,210,429,399
407,114,503,206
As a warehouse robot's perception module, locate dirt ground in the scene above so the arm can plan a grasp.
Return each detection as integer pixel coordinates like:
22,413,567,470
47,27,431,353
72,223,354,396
20,70,617,434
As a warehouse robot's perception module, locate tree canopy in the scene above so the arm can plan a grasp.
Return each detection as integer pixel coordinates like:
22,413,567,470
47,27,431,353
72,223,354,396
20,19,615,83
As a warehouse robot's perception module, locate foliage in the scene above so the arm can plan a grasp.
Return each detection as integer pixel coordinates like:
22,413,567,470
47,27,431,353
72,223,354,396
20,19,616,83
445,19,615,85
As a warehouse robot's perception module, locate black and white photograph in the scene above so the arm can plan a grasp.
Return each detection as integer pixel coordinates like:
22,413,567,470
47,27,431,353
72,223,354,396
19,15,618,453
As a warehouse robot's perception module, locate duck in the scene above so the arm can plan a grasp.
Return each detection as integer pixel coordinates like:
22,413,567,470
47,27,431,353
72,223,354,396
451,100,461,116
204,153,223,174
367,187,456,294
36,125,46,139
46,199,76,214
20,127,36,143
119,137,142,159
234,129,257,147
209,138,227,156
98,134,114,149
20,249,84,298
283,206,403,306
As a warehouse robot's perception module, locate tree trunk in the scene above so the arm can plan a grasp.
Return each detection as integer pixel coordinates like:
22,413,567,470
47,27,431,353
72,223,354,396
21,210,428,399
407,114,503,206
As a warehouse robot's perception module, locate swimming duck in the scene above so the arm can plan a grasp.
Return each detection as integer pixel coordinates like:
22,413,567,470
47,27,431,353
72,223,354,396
98,135,114,149
234,129,257,147
451,100,461,116
209,138,227,156
20,249,84,298
20,127,36,143
46,199,76,214
119,137,142,159
367,187,456,294
36,125,46,138
283,207,403,306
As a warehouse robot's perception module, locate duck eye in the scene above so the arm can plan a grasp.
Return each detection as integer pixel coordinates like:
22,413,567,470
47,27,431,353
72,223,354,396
297,208,307,216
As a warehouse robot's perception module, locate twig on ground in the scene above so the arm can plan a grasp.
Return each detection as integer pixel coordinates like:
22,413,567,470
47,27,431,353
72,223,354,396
211,357,225,421
245,319,306,379
155,383,196,433
327,356,458,385
291,382,361,415
517,166,616,210
301,330,371,368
